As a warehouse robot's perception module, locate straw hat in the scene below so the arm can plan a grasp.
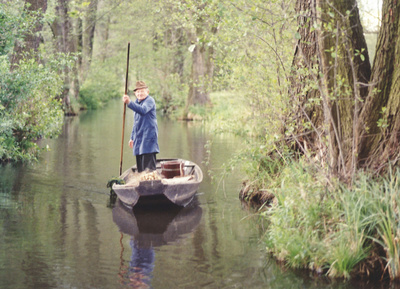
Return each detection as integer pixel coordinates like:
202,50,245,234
133,81,148,91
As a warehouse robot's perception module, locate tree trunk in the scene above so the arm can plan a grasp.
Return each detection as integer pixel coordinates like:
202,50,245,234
358,0,400,171
172,28,186,81
52,0,74,54
81,0,98,82
71,16,82,102
99,15,110,63
51,0,77,114
185,2,220,113
289,0,371,177
187,33,213,108
11,0,47,67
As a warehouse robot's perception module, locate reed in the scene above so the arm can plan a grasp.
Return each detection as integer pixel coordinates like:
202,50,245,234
325,181,372,278
368,170,400,280
264,161,338,272
327,227,369,279
261,161,400,279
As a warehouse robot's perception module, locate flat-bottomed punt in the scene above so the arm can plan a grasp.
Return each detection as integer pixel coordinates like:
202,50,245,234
112,159,203,207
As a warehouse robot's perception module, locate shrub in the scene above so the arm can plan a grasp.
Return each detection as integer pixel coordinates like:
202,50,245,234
0,56,64,162
79,60,122,109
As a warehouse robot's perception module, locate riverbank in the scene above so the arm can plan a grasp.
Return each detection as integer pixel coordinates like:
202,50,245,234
199,91,397,282
239,158,399,282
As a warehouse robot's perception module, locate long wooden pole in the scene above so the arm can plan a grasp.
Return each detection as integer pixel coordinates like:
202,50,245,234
120,42,130,175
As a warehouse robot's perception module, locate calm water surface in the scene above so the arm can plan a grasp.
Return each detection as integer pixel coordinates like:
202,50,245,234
0,100,382,289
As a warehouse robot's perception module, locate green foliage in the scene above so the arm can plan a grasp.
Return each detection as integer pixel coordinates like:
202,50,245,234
85,0,240,112
327,228,369,279
0,3,65,162
0,55,64,162
80,0,192,111
216,0,295,140
325,180,374,278
79,60,121,109
259,162,400,279
377,106,389,129
106,177,125,196
205,91,249,135
154,73,187,116
263,161,336,272
367,169,400,280
0,2,38,56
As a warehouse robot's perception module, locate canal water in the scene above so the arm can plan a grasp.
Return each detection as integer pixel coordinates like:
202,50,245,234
0,100,383,289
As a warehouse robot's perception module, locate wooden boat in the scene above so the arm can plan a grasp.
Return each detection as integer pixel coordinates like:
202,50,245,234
112,158,203,207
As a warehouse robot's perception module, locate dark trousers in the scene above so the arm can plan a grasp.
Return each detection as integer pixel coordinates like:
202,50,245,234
136,153,157,172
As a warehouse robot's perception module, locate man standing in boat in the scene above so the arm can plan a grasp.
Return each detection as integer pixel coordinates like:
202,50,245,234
122,81,159,172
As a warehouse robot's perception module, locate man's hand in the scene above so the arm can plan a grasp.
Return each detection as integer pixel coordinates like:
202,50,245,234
129,139,133,149
122,94,130,104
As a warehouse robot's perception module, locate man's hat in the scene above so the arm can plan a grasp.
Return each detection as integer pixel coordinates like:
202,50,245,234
133,81,148,91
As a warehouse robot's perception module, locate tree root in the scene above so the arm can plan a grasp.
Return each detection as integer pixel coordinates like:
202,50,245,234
239,181,276,210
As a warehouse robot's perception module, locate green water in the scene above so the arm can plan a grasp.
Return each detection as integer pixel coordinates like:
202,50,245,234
0,100,385,289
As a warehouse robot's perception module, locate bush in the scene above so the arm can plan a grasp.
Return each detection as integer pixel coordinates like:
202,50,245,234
153,73,187,116
0,56,64,162
79,60,121,109
0,2,38,57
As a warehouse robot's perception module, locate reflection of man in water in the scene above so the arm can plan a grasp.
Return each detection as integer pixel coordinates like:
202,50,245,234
128,238,155,288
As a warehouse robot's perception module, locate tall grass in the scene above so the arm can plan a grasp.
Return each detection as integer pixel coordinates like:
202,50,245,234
263,161,340,273
261,161,400,280
368,170,400,280
326,188,371,279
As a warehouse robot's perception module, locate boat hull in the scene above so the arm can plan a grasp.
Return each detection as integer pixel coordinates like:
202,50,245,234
112,159,203,207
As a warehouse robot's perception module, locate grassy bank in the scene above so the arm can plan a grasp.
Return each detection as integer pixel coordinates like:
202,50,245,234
241,158,400,281
203,91,400,281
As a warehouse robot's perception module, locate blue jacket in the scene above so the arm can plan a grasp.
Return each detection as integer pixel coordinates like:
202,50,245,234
128,96,160,156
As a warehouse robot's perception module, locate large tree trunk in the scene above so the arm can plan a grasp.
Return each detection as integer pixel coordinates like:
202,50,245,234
187,47,212,107
51,0,79,114
52,0,73,55
187,27,213,108
357,0,400,171
184,2,220,114
289,0,371,177
81,0,98,82
51,0,72,110
99,15,110,63
11,0,47,67
72,16,83,100
172,28,186,81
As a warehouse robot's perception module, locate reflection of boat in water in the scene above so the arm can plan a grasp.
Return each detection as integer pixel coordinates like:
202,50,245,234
112,198,203,248
113,193,203,287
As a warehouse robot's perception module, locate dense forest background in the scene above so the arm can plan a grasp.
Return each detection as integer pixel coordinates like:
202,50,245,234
0,0,379,165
